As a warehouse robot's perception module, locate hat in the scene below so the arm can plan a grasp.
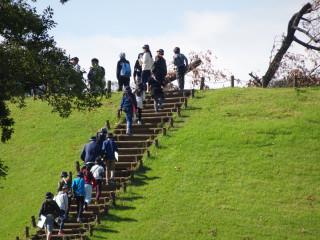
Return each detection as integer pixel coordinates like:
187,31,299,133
106,133,114,138
45,192,53,199
90,136,97,141
77,171,84,177
138,53,143,59
119,52,126,59
157,49,164,55
62,184,70,190
151,68,157,74
101,127,108,134
91,58,99,63
173,47,180,53
124,86,131,93
142,44,150,50
60,171,68,178
71,57,79,62
95,157,102,164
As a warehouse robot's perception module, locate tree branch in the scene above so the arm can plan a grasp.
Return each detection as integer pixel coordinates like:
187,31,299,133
293,36,320,51
293,26,320,43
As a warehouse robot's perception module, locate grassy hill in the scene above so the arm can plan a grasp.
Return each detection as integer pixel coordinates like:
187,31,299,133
1,88,320,239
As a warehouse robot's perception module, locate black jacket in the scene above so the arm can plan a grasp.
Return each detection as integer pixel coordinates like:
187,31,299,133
117,58,130,80
154,56,167,77
148,76,164,97
133,59,142,79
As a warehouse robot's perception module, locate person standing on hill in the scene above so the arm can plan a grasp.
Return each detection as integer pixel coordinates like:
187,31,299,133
117,52,131,91
96,127,108,147
82,164,96,212
80,136,104,165
148,68,165,112
54,185,69,236
134,81,145,124
140,44,154,91
173,47,188,90
90,158,105,204
71,171,86,223
102,133,119,185
71,57,81,73
153,49,167,86
38,192,64,240
120,86,137,135
57,171,72,215
88,58,106,91
133,53,143,84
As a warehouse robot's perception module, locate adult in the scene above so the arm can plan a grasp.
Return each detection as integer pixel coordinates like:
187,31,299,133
120,86,137,135
71,57,81,73
96,127,108,147
140,44,154,91
116,52,131,91
102,133,119,185
71,171,86,223
38,192,64,240
133,53,143,84
148,68,165,112
173,47,188,90
90,158,105,204
80,136,104,165
88,58,106,91
153,49,167,85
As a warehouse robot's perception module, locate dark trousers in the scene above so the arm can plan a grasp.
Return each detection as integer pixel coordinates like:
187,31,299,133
141,70,151,91
76,195,84,219
95,179,103,201
58,210,66,231
153,94,165,112
66,196,71,215
137,107,142,122
118,77,130,91
176,66,186,90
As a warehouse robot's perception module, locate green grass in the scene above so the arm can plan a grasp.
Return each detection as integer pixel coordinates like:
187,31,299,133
0,93,122,240
91,88,320,240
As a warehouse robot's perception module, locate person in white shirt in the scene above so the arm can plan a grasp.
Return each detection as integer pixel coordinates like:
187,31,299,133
54,185,69,236
90,158,105,204
71,57,81,73
140,44,154,91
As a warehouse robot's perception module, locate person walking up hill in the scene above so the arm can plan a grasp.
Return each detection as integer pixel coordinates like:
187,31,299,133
120,86,137,135
140,44,154,91
71,171,86,223
117,52,131,91
173,47,188,90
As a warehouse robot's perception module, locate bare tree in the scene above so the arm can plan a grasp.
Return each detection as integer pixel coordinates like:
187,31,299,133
263,1,320,86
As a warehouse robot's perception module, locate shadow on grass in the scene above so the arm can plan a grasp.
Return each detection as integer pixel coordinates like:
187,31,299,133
104,213,138,223
113,205,136,211
132,167,161,187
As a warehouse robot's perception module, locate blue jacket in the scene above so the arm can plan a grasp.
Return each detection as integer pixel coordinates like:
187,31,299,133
102,140,119,160
71,177,85,196
120,93,137,113
80,142,103,163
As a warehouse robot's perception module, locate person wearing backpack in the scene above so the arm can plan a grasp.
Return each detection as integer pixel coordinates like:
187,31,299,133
117,52,131,91
102,133,119,185
38,192,64,240
154,49,167,85
71,171,86,223
80,136,104,165
120,86,137,135
54,185,69,235
140,44,154,91
82,164,96,212
148,68,165,112
57,171,72,215
90,158,105,204
133,53,143,84
96,127,108,147
133,81,145,124
173,47,188,90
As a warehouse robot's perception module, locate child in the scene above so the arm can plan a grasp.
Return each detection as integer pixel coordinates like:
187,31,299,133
57,171,72,215
54,185,69,235
82,164,96,212
71,171,86,223
154,49,167,85
96,127,108,147
148,68,165,112
90,158,105,204
133,53,143,84
38,192,64,240
102,133,119,185
134,81,145,124
120,86,137,135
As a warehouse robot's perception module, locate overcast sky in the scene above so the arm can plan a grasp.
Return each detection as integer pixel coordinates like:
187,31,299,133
31,0,308,87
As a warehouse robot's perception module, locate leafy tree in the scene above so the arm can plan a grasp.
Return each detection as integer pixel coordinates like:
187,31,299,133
0,0,109,180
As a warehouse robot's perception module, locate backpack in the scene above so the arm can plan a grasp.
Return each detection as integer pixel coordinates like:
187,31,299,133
120,62,131,77
96,132,106,147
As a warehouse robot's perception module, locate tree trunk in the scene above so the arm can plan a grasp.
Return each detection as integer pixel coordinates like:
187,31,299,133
164,59,202,84
263,3,312,86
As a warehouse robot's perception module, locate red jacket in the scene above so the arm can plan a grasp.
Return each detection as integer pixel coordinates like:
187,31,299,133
82,169,96,188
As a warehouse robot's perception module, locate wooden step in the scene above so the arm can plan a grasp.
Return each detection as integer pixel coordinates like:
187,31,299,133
114,134,156,141
118,147,147,154
117,154,143,162
143,103,180,110
116,123,159,129
115,161,137,170
114,128,162,135
115,140,153,148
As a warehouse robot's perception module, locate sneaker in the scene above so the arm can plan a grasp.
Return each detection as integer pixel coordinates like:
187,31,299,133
77,218,84,223
159,104,164,109
95,201,99,205
58,231,65,235
155,110,159,113
137,121,142,124
126,129,131,135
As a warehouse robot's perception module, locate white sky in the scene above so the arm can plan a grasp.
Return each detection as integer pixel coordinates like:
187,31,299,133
32,0,309,87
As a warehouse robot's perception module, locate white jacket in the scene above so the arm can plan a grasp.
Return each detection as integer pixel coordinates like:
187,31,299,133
91,165,105,180
54,191,68,212
141,52,154,71
135,91,145,109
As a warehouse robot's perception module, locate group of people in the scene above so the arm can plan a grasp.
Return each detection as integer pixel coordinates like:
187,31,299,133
38,128,119,239
71,45,189,92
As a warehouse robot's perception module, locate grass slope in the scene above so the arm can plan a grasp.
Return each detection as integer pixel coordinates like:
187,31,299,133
91,88,320,240
0,93,122,239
